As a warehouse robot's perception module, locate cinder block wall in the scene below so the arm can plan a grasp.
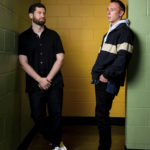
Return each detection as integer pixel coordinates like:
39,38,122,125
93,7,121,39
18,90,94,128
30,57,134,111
42,0,127,117
0,0,39,149
18,0,40,142
126,0,150,149
0,1,20,149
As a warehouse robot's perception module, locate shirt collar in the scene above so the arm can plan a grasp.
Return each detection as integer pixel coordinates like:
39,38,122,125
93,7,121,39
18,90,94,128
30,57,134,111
29,26,47,37
109,19,129,32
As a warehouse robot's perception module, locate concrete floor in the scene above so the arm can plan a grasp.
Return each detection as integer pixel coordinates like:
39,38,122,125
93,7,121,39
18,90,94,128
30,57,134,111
27,125,125,150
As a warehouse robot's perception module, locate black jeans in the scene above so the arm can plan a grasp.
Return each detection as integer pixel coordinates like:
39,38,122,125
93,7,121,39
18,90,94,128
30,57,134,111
95,81,115,150
28,86,63,148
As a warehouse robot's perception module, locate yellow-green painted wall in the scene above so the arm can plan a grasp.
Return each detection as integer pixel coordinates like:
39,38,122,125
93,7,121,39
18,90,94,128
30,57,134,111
42,0,127,117
17,0,40,142
0,0,39,149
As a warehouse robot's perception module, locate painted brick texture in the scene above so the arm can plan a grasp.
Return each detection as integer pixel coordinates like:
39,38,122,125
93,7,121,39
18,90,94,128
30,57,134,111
42,0,127,117
126,0,150,149
0,3,19,149
0,0,39,149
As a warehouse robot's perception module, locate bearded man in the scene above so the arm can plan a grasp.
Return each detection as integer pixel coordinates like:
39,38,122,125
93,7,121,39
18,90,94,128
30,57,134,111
18,3,67,150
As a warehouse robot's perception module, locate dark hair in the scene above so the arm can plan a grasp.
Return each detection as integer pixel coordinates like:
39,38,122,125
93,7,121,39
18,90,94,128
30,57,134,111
111,0,125,13
28,3,46,13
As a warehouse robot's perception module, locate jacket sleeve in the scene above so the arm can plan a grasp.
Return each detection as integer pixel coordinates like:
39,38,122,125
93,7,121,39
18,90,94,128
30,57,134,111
103,29,134,80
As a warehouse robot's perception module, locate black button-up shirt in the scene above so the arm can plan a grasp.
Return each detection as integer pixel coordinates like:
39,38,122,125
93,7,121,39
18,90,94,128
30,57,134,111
18,26,64,92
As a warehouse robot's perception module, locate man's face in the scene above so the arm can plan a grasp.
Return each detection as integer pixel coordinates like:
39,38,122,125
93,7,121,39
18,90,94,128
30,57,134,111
107,2,124,25
30,7,46,26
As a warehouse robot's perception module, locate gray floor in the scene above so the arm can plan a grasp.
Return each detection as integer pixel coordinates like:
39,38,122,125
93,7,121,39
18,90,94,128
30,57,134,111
27,125,125,150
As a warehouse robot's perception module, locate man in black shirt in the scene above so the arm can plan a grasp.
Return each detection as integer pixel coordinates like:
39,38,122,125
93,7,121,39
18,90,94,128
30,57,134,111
18,3,67,150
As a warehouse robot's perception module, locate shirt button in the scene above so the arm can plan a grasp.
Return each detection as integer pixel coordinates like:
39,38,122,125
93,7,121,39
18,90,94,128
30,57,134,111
40,61,43,64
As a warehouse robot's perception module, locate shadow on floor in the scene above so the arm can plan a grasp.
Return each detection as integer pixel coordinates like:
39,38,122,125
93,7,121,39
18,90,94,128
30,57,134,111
27,125,125,150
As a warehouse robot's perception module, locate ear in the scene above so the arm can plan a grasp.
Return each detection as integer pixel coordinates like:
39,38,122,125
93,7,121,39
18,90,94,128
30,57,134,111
29,13,33,19
119,10,124,17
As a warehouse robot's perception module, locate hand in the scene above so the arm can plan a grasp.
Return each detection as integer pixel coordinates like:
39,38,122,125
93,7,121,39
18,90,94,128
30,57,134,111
38,77,51,90
99,74,108,83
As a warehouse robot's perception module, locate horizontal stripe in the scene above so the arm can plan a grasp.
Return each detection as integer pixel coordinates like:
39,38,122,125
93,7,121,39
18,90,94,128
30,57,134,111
101,43,117,54
101,42,133,54
117,42,133,53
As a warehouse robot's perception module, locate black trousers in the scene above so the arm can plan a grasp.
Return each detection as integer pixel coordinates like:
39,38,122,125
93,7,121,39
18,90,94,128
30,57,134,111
95,81,115,150
28,86,63,148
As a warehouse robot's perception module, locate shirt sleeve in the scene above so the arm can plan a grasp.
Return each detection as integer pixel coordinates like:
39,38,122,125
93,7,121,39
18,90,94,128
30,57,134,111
54,32,64,54
103,29,134,80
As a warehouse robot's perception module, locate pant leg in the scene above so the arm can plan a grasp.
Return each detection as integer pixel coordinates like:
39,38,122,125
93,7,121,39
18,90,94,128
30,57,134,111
47,86,63,148
28,90,51,141
95,81,115,150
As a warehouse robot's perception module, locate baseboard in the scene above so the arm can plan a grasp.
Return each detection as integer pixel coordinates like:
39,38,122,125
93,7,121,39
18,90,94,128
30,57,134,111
125,148,144,150
17,126,37,150
110,117,125,125
125,146,144,150
62,117,125,126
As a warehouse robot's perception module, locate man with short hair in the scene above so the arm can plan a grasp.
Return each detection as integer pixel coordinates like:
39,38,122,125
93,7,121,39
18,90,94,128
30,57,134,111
18,3,67,150
91,1,134,150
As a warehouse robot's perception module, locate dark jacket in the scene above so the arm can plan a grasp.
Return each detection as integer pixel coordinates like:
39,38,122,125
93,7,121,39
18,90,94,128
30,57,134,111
92,23,134,86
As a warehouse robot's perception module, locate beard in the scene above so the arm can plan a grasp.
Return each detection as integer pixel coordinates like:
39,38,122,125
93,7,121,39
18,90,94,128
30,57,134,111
33,17,46,26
